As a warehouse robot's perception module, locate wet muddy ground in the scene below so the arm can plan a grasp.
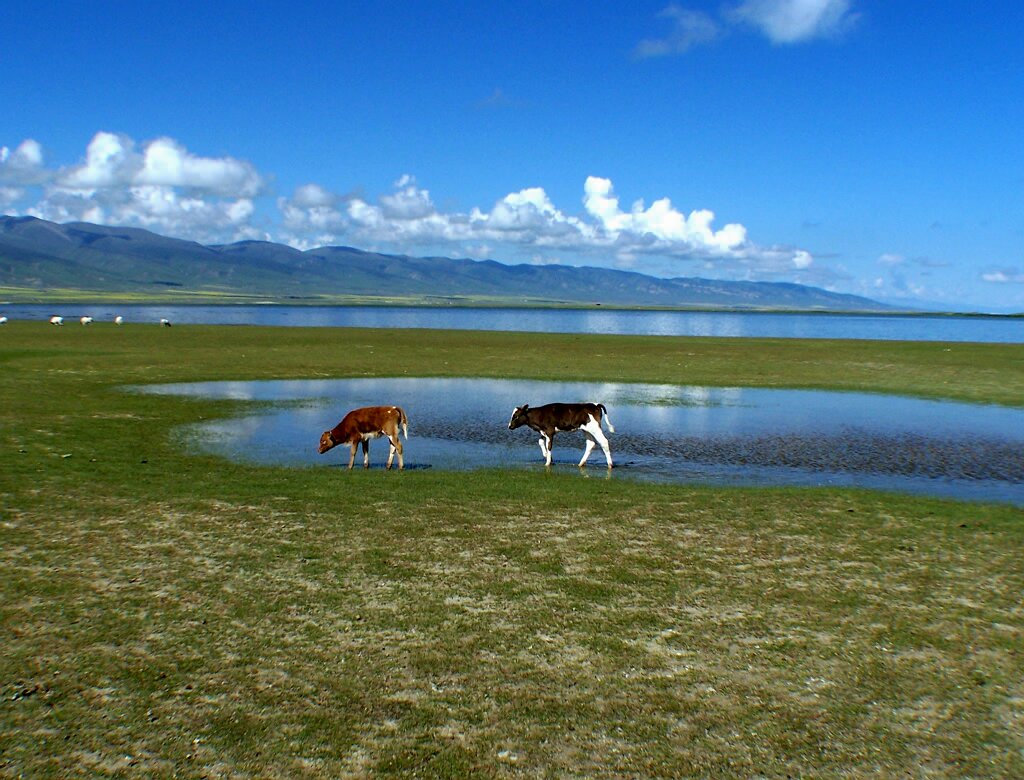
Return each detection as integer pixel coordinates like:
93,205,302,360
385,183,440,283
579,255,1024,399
138,378,1024,505
417,420,1024,482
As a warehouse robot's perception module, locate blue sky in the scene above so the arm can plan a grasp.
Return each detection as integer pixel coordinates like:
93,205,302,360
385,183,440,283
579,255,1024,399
3,1,1023,311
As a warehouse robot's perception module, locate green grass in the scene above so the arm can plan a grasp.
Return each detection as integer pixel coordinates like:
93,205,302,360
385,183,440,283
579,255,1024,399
1,322,1023,777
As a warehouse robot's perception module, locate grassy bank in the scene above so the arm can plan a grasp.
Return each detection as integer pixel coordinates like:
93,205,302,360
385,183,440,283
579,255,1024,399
2,322,1022,777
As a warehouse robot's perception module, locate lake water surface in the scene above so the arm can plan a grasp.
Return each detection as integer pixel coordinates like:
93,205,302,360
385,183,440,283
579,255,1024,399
136,378,1024,505
6,303,1022,342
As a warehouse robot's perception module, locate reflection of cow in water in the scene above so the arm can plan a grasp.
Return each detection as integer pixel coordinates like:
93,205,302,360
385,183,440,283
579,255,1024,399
318,406,409,470
508,402,614,468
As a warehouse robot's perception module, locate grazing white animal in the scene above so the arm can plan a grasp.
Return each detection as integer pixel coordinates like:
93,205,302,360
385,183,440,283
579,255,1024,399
80,316,94,325
159,318,172,327
0,316,8,325
49,315,64,326
114,315,123,325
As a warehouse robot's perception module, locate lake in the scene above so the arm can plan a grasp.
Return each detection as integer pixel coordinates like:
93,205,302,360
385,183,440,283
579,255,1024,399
136,378,1024,505
4,303,1022,342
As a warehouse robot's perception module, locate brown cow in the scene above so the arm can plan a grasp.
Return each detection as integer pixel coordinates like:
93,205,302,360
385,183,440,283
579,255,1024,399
318,405,409,470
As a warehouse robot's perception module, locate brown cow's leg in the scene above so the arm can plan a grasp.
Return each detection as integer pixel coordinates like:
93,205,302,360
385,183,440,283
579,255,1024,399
385,434,404,470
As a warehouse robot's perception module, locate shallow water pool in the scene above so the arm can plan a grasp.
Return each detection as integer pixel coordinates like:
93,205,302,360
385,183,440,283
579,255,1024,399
136,377,1024,505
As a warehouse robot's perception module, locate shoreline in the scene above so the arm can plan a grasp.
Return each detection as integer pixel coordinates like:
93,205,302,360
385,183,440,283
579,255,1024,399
1,287,1020,318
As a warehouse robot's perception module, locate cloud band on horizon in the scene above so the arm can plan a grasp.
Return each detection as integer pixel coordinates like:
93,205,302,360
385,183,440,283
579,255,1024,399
2,131,814,280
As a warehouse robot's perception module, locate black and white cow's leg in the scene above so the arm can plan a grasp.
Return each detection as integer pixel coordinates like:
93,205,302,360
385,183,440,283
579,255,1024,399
579,435,597,467
581,417,613,468
361,438,371,469
537,431,554,466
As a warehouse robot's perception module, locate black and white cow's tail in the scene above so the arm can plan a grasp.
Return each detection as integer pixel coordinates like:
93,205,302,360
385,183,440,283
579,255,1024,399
598,403,615,433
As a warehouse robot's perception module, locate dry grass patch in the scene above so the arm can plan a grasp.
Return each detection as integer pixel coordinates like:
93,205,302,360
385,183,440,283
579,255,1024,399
8,484,1021,777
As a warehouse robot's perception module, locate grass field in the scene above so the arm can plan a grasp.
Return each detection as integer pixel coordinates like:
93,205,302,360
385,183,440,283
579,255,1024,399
2,322,1022,777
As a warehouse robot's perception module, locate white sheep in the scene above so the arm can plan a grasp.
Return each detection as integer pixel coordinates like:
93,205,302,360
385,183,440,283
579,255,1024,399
114,315,123,325
80,316,94,325
49,315,64,326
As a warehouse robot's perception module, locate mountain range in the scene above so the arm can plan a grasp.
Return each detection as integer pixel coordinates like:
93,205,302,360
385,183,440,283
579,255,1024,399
0,215,894,311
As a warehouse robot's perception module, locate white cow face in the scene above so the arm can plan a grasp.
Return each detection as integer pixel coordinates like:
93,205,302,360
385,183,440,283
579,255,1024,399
508,405,530,430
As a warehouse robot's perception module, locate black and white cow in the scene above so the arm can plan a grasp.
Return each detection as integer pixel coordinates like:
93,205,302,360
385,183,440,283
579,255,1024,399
508,402,614,468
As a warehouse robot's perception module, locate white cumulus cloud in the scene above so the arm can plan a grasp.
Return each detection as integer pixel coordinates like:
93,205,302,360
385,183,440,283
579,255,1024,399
276,174,810,277
278,184,348,238
136,136,263,197
379,175,437,220
474,186,591,243
7,132,265,242
57,132,137,190
792,250,813,269
0,139,48,185
55,132,263,197
292,182,338,209
582,176,748,253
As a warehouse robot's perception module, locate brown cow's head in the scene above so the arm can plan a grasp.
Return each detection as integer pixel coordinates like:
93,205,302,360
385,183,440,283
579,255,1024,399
318,430,337,454
508,404,529,430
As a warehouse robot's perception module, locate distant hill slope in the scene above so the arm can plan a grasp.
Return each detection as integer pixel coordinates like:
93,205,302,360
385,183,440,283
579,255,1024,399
0,215,893,310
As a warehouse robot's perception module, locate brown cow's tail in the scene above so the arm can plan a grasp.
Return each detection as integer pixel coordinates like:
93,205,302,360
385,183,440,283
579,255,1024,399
397,406,409,439
599,404,615,433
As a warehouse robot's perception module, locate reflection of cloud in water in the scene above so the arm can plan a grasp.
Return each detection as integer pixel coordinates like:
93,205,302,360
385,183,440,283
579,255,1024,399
136,377,1024,505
